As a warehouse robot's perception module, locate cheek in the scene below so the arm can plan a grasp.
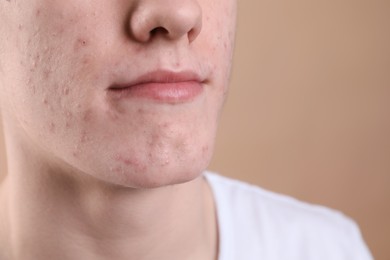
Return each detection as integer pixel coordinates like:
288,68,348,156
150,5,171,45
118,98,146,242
200,0,236,80
1,17,104,158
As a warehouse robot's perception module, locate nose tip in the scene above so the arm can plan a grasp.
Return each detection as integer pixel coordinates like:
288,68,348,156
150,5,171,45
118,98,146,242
129,0,202,43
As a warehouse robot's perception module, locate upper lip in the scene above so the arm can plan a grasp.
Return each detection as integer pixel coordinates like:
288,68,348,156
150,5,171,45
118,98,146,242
108,70,205,90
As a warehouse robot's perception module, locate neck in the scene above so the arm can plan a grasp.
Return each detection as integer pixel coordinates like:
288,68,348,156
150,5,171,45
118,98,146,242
0,138,218,260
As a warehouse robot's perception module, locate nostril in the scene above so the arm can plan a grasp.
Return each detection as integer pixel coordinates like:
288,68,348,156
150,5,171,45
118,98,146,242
129,1,203,43
150,27,169,37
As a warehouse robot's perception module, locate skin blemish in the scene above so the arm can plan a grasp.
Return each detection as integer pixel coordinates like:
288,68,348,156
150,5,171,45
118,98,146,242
114,154,146,172
49,122,56,133
42,97,49,105
74,38,88,51
82,110,92,122
81,56,90,65
62,87,70,95
65,111,73,118
43,69,51,79
137,108,145,115
72,151,79,158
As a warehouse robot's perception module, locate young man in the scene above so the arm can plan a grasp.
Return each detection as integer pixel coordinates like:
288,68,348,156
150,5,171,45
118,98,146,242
0,0,372,259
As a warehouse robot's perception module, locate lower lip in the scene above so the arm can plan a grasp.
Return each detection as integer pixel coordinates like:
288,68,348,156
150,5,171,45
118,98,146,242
108,81,203,104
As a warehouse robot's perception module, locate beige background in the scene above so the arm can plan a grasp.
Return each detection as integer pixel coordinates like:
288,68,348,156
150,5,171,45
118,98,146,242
0,0,389,259
210,0,390,259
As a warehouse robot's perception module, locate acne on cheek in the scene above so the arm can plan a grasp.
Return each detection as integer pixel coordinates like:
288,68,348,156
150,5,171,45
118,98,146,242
74,38,89,52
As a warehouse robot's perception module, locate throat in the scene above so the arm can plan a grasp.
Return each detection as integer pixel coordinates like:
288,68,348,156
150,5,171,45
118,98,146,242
2,172,218,260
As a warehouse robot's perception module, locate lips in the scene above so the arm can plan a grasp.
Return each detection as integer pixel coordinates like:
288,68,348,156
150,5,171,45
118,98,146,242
108,70,205,104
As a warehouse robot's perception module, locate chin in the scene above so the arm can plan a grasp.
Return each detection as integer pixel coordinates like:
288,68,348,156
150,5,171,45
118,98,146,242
77,148,212,189
97,163,208,189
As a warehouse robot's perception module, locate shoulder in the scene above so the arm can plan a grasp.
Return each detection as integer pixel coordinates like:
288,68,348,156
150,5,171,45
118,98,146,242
204,171,373,260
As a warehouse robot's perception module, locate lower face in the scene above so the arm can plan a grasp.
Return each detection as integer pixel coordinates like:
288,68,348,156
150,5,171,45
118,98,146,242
0,0,236,188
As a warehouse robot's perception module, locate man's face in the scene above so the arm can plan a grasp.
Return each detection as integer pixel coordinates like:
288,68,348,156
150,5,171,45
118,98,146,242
0,0,236,188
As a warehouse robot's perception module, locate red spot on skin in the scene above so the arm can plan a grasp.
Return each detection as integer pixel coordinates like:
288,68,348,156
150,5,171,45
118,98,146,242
74,38,88,51
81,56,89,65
18,24,23,30
65,111,73,118
160,122,170,129
82,110,92,122
49,122,56,133
57,28,65,35
114,154,145,170
36,9,41,17
137,108,145,115
63,88,70,95
43,69,50,79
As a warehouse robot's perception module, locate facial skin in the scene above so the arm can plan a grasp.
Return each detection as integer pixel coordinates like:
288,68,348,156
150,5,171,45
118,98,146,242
0,1,237,259
0,0,236,189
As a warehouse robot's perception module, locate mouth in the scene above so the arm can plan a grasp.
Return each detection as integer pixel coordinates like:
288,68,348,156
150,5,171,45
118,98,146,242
108,70,205,104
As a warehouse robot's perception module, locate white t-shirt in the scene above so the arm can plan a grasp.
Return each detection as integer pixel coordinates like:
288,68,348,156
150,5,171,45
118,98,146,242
204,171,373,260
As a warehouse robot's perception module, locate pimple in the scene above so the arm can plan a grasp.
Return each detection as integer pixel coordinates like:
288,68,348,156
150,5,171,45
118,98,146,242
65,110,73,118
36,9,41,17
82,110,92,122
62,87,70,95
56,27,65,35
49,122,56,133
81,56,90,65
159,122,170,129
43,69,51,79
137,108,145,115
74,38,88,51
72,151,79,158
114,154,145,170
